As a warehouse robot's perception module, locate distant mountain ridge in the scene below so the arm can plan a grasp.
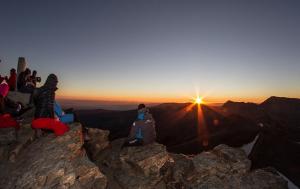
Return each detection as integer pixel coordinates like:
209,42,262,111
223,96,300,188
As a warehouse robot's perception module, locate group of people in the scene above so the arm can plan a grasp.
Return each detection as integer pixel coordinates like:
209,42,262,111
0,70,75,137
0,67,40,93
0,68,17,91
1,68,156,147
17,68,41,93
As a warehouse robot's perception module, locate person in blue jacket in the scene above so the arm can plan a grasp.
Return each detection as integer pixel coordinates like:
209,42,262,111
123,104,156,147
54,101,74,124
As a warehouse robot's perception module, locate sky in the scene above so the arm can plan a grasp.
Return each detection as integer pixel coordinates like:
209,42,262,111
0,0,299,103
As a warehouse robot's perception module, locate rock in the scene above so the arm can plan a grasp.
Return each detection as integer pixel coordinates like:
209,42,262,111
90,140,287,189
7,91,31,107
8,124,35,162
0,128,17,145
0,124,34,162
161,153,194,188
237,169,288,189
120,143,169,177
0,123,107,189
93,141,169,189
0,145,9,162
212,144,251,174
191,144,250,181
86,128,110,160
185,144,287,189
115,143,169,189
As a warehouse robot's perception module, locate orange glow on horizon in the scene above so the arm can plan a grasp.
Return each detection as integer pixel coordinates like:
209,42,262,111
57,89,271,104
56,93,268,104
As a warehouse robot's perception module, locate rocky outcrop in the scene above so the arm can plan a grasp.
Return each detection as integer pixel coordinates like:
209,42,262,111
0,124,34,162
0,123,289,189
85,128,110,160
87,130,288,189
0,123,107,189
94,138,169,189
159,144,287,189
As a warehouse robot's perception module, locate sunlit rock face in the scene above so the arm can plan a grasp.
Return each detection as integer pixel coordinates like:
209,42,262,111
0,123,107,189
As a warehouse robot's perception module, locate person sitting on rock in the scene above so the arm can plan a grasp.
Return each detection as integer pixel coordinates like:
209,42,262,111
124,104,156,146
31,74,69,136
0,79,30,119
7,68,17,91
0,80,20,130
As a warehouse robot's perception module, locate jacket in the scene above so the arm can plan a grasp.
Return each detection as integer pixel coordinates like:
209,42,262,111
33,74,58,119
128,108,156,145
8,73,17,91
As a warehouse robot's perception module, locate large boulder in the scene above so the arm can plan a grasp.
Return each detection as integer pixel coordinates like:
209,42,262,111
93,141,169,189
85,128,110,160
0,124,34,162
0,123,107,189
7,91,31,107
120,143,169,177
115,143,169,189
185,144,287,189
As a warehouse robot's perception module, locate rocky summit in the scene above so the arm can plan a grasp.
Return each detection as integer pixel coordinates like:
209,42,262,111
87,128,288,189
0,123,107,189
0,123,288,189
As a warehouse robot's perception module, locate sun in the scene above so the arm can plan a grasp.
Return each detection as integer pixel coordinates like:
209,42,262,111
194,96,203,104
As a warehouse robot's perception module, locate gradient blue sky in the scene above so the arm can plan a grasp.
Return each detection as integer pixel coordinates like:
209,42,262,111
0,0,299,103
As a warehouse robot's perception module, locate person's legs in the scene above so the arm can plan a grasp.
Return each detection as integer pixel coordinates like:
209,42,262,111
122,138,143,148
60,114,74,123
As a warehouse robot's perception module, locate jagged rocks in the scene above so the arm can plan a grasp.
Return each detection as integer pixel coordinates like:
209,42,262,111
162,144,287,189
85,128,110,160
89,134,287,189
0,123,107,189
0,124,34,162
120,143,169,177
94,140,169,189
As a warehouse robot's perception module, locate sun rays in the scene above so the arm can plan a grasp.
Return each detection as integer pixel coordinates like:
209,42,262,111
170,94,209,148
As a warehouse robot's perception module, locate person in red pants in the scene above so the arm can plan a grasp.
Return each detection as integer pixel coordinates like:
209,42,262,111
31,74,69,137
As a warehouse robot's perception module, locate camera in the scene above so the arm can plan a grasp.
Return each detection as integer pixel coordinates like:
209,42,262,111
36,77,41,82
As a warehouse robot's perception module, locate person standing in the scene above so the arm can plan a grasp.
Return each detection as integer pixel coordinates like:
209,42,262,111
7,68,17,91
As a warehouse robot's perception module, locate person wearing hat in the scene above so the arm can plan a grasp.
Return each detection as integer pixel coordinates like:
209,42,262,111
31,74,69,137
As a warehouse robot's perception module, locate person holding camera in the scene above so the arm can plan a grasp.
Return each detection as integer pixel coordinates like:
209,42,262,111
30,70,41,87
